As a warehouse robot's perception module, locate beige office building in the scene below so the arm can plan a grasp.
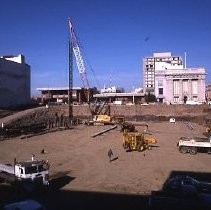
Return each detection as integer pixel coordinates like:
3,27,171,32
143,52,206,104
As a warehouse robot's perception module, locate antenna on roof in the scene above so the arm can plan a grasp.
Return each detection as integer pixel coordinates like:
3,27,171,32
184,51,187,69
109,73,112,88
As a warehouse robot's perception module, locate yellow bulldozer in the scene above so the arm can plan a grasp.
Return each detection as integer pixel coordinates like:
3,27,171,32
122,132,157,152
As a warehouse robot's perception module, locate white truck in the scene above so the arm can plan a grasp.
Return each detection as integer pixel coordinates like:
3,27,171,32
0,155,50,186
178,136,211,155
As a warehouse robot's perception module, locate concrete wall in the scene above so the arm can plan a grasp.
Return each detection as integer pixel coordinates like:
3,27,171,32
0,57,30,108
47,104,208,124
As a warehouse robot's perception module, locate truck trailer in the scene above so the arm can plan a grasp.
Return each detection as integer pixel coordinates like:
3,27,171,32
178,136,211,155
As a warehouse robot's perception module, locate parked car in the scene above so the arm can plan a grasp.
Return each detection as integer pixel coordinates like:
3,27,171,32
164,176,210,189
3,199,45,210
163,176,211,202
149,176,211,209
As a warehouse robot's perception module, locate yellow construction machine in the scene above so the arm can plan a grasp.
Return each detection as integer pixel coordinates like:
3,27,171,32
86,115,125,126
92,114,112,125
122,132,157,152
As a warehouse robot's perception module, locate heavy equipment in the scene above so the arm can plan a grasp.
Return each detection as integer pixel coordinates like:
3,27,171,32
85,114,125,126
87,99,112,125
68,19,124,125
68,19,90,91
0,155,50,186
120,122,149,133
68,18,100,112
122,132,157,152
87,114,112,125
120,122,136,132
178,136,211,155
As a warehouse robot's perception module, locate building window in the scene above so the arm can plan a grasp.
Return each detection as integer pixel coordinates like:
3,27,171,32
193,96,198,101
182,80,189,94
192,80,198,95
159,88,163,95
173,80,180,95
158,80,163,86
174,97,179,103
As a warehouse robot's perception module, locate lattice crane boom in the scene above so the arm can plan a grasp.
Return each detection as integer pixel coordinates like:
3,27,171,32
68,19,90,89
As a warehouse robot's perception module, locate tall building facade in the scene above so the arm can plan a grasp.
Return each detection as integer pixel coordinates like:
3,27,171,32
0,54,31,108
143,52,206,104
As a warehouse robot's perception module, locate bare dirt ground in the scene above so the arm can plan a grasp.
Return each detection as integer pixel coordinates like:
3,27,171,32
0,121,210,186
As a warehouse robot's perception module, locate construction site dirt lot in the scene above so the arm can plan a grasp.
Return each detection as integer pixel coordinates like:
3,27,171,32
0,120,210,194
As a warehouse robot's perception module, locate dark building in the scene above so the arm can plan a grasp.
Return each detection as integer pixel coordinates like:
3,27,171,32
37,87,98,104
0,55,31,108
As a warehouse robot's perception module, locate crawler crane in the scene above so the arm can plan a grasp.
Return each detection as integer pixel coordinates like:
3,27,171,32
68,19,111,124
68,19,90,91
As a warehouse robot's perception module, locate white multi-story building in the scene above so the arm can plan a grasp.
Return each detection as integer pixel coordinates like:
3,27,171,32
143,52,206,104
0,54,31,108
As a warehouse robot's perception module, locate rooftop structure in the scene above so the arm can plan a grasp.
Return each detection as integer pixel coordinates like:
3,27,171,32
100,86,124,94
0,54,25,64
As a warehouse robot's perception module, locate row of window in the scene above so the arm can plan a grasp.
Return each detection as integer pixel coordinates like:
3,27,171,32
173,80,198,95
145,64,154,68
145,72,155,74
173,96,198,103
145,83,155,86
146,57,181,62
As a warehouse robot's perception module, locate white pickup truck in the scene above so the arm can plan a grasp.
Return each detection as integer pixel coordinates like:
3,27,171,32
178,136,211,155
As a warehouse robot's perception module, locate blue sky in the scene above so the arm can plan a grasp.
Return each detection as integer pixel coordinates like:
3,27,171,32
0,0,211,95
